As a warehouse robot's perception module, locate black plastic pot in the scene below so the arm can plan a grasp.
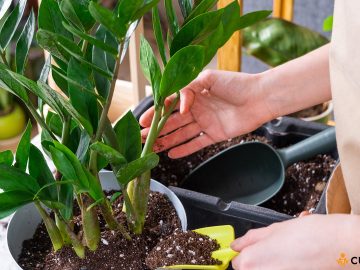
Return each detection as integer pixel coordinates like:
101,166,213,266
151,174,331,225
133,96,337,239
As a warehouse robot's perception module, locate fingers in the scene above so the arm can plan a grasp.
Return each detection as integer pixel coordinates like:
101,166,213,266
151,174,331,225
139,94,180,128
231,246,258,270
158,112,194,136
231,227,271,252
154,122,202,152
167,134,214,158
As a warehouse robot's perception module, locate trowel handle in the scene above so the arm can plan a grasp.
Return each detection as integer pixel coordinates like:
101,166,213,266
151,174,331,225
277,126,336,167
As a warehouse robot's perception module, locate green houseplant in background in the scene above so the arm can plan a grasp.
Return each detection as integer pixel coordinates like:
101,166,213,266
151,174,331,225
243,18,332,123
0,0,269,267
0,3,27,140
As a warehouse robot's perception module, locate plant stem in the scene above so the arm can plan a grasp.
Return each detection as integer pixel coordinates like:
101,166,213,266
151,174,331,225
34,201,64,252
0,51,9,67
27,102,56,140
82,198,101,251
61,116,71,145
157,94,179,135
54,210,85,258
131,107,162,234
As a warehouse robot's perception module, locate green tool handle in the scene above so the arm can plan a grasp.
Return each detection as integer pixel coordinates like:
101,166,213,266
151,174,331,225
277,126,336,167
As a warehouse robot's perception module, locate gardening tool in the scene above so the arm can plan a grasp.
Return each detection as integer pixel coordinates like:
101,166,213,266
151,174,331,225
182,126,336,205
156,225,238,270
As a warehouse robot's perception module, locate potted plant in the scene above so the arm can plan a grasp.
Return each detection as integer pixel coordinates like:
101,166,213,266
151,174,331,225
243,18,333,123
0,0,269,268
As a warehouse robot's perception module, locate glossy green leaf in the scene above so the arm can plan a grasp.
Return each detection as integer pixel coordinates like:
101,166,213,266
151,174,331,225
178,0,192,19
114,110,141,162
116,153,159,185
29,144,57,201
237,10,272,30
90,142,127,166
58,181,73,220
83,167,104,201
38,0,72,39
0,190,34,219
39,56,51,83
62,22,118,55
0,164,40,193
64,0,95,31
152,7,167,65
67,57,99,131
140,36,162,105
75,130,91,164
15,121,32,171
184,0,217,23
243,18,329,67
0,150,13,166
89,1,126,39
165,0,179,36
15,10,35,74
0,66,29,103
170,9,224,56
0,0,12,19
130,0,160,22
110,191,122,203
117,0,142,26
40,83,93,134
60,0,85,31
160,45,205,98
0,0,26,50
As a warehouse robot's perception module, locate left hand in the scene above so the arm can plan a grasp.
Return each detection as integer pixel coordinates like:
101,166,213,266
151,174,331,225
231,214,360,270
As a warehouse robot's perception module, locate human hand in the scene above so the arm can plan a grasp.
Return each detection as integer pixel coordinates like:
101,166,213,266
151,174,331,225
231,214,360,270
140,69,274,158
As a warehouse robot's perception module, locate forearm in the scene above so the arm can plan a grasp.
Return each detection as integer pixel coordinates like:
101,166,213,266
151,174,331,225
258,44,331,120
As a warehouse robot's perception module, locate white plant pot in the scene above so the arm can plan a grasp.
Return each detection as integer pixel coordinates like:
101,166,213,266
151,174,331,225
6,171,187,270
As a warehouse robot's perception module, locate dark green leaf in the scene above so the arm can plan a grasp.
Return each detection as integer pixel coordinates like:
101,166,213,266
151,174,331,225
39,56,51,83
184,0,217,23
0,164,40,193
50,65,68,95
0,190,33,219
160,45,205,98
90,142,127,166
140,36,162,105
64,0,95,31
165,0,179,36
60,0,85,31
131,0,160,22
152,7,167,65
170,9,224,56
75,130,91,163
116,153,159,185
88,2,126,39
0,0,26,50
178,0,192,19
83,167,104,201
62,22,118,55
58,181,73,220
237,10,272,30
0,0,12,19
38,0,72,39
0,66,29,103
117,0,142,26
15,121,32,171
29,144,57,201
15,10,35,74
114,110,141,162
67,57,99,131
0,150,13,166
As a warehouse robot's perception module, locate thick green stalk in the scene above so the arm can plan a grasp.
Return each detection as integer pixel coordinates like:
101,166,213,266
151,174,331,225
81,198,101,251
55,212,85,258
35,202,64,252
0,51,9,66
55,214,72,245
131,107,162,234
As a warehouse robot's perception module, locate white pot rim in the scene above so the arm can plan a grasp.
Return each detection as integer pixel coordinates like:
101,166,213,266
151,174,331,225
301,101,333,122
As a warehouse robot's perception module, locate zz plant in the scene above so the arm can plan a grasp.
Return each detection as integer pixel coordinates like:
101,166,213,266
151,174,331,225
0,0,269,259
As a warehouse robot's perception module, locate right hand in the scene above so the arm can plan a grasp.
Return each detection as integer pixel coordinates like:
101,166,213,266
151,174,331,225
140,69,275,158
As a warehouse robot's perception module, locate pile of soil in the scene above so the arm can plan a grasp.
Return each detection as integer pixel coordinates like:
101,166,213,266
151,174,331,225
289,103,327,118
146,230,221,269
18,192,182,270
152,133,336,216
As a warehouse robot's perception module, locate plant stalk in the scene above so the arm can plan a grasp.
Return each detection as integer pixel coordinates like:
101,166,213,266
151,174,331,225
82,198,101,251
131,107,162,234
34,201,64,252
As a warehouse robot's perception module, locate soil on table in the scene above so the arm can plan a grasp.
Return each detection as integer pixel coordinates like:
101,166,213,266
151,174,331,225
152,133,336,216
146,230,221,269
18,192,182,270
289,103,327,118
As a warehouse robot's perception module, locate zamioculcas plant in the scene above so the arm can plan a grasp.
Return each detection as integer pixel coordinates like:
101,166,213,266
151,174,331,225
0,0,269,263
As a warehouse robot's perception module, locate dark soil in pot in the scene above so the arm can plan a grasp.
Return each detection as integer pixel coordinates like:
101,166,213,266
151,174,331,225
151,134,336,216
146,230,221,269
18,192,181,270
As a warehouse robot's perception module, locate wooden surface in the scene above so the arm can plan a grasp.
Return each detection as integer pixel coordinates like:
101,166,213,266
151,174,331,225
217,0,243,71
273,0,294,21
